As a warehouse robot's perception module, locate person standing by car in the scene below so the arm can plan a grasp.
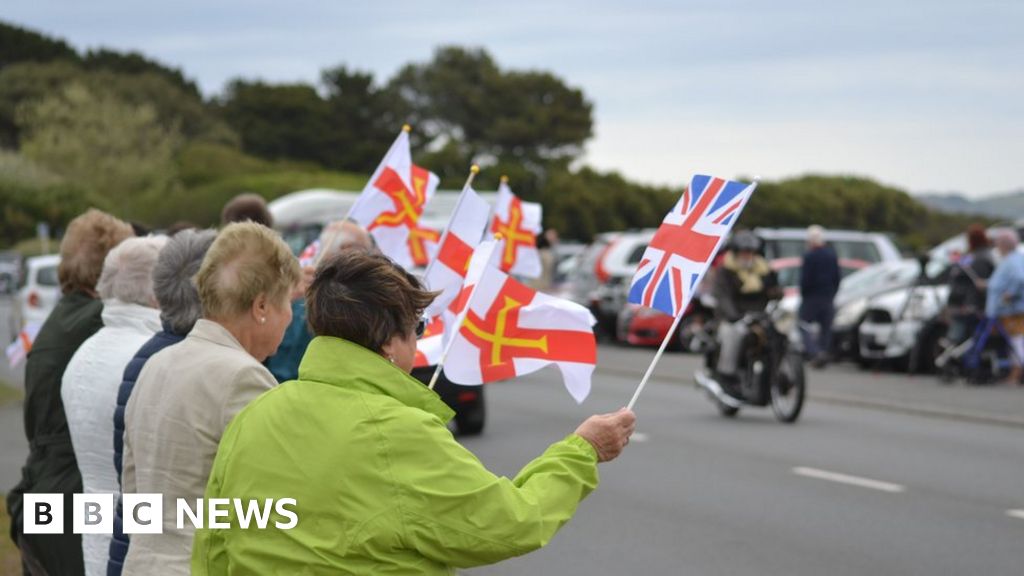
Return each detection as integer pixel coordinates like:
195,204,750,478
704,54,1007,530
986,230,1024,385
946,225,995,347
799,225,841,368
713,231,782,397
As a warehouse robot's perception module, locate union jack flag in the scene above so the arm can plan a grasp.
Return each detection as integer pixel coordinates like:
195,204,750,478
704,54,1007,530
628,174,757,317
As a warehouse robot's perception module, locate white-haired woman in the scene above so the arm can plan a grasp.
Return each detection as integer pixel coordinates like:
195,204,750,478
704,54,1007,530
121,222,300,576
62,235,168,576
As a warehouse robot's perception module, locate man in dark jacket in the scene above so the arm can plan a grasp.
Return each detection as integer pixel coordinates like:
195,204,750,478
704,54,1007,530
7,209,133,575
799,225,841,368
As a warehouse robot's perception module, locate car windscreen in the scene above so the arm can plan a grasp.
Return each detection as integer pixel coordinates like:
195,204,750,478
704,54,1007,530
767,239,880,263
37,265,59,287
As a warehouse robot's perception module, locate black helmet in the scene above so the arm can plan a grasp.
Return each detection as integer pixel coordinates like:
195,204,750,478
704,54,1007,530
732,231,760,252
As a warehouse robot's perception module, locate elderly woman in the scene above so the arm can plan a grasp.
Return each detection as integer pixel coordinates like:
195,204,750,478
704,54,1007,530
7,209,134,575
266,219,374,382
107,229,217,576
986,230,1024,384
192,250,635,575
120,222,299,576
62,235,167,576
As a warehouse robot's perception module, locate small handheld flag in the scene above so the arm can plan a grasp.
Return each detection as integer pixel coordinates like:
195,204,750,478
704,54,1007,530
443,260,598,403
626,174,758,409
344,126,440,269
491,178,542,278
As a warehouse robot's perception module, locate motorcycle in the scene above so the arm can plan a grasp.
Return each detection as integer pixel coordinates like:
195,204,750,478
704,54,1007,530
694,303,806,423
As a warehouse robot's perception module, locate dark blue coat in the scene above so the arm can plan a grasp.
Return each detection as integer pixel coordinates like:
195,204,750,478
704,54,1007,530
108,326,185,576
800,245,841,302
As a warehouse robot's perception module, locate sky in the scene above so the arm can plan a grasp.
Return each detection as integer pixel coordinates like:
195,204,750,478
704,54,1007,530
6,0,1023,197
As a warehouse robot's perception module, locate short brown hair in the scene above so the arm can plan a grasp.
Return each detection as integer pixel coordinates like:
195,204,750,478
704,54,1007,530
58,209,135,295
220,193,273,228
307,250,437,353
196,222,300,319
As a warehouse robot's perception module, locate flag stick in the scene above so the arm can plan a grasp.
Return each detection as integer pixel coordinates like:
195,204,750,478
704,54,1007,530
315,124,412,266
626,307,686,410
427,165,482,390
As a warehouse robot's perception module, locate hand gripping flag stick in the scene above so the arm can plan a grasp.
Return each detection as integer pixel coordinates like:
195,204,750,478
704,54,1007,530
426,166,485,390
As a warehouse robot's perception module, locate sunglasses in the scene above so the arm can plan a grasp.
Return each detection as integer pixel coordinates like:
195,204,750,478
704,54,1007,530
415,318,427,338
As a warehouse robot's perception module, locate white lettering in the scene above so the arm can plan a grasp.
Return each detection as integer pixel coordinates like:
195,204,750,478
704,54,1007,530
176,499,204,529
274,498,298,530
207,498,231,529
233,499,273,529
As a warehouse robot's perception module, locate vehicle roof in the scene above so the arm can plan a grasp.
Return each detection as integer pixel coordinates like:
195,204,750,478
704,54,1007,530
26,254,60,267
754,227,891,240
268,188,498,231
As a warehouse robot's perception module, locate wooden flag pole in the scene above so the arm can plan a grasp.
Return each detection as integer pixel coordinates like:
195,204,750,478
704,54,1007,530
427,165,482,390
315,124,412,266
626,308,686,410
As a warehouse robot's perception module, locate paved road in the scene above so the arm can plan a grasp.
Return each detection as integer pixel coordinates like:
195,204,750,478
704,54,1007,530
0,298,1021,574
462,349,1024,575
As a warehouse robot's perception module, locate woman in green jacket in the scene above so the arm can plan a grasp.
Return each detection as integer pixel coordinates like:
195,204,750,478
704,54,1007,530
193,249,635,575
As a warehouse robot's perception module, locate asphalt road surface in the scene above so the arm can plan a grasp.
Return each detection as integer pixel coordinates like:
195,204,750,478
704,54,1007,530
462,349,1023,576
0,299,1021,574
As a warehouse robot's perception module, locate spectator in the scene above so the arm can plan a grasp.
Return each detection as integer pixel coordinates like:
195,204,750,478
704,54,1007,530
6,209,134,575
192,249,635,574
946,225,995,347
986,230,1024,385
62,235,167,576
107,229,217,576
799,225,841,368
121,223,300,575
265,220,373,382
220,192,273,228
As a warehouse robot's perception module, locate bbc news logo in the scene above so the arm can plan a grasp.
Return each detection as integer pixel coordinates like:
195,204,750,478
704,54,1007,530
24,494,298,534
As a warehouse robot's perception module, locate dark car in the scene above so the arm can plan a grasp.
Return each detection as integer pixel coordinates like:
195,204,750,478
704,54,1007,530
411,366,486,436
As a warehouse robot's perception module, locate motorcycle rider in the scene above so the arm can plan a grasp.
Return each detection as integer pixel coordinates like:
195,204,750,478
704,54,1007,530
711,231,782,399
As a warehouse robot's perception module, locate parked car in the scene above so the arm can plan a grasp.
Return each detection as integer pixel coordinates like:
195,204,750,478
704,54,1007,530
568,231,656,339
830,259,924,361
858,260,951,372
755,227,903,267
17,254,61,328
0,251,21,295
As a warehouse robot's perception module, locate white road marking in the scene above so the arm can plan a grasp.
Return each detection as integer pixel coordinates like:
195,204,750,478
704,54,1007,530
792,466,906,493
1007,509,1024,520
631,432,649,443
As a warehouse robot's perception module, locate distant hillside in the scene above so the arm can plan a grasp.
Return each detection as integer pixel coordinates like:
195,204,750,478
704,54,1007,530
918,190,1024,221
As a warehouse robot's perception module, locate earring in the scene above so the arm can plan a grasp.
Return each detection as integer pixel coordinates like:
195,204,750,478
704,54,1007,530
388,356,395,363
259,317,267,324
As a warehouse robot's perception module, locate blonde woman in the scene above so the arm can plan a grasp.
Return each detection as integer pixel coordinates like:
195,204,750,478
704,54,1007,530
121,222,300,576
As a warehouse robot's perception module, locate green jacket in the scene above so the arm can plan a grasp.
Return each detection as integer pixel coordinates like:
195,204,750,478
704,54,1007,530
192,336,599,575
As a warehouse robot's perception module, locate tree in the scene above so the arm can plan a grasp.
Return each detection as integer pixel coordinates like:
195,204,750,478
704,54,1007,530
17,83,183,222
386,46,593,194
0,61,236,149
0,20,77,69
218,80,334,165
320,65,402,171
